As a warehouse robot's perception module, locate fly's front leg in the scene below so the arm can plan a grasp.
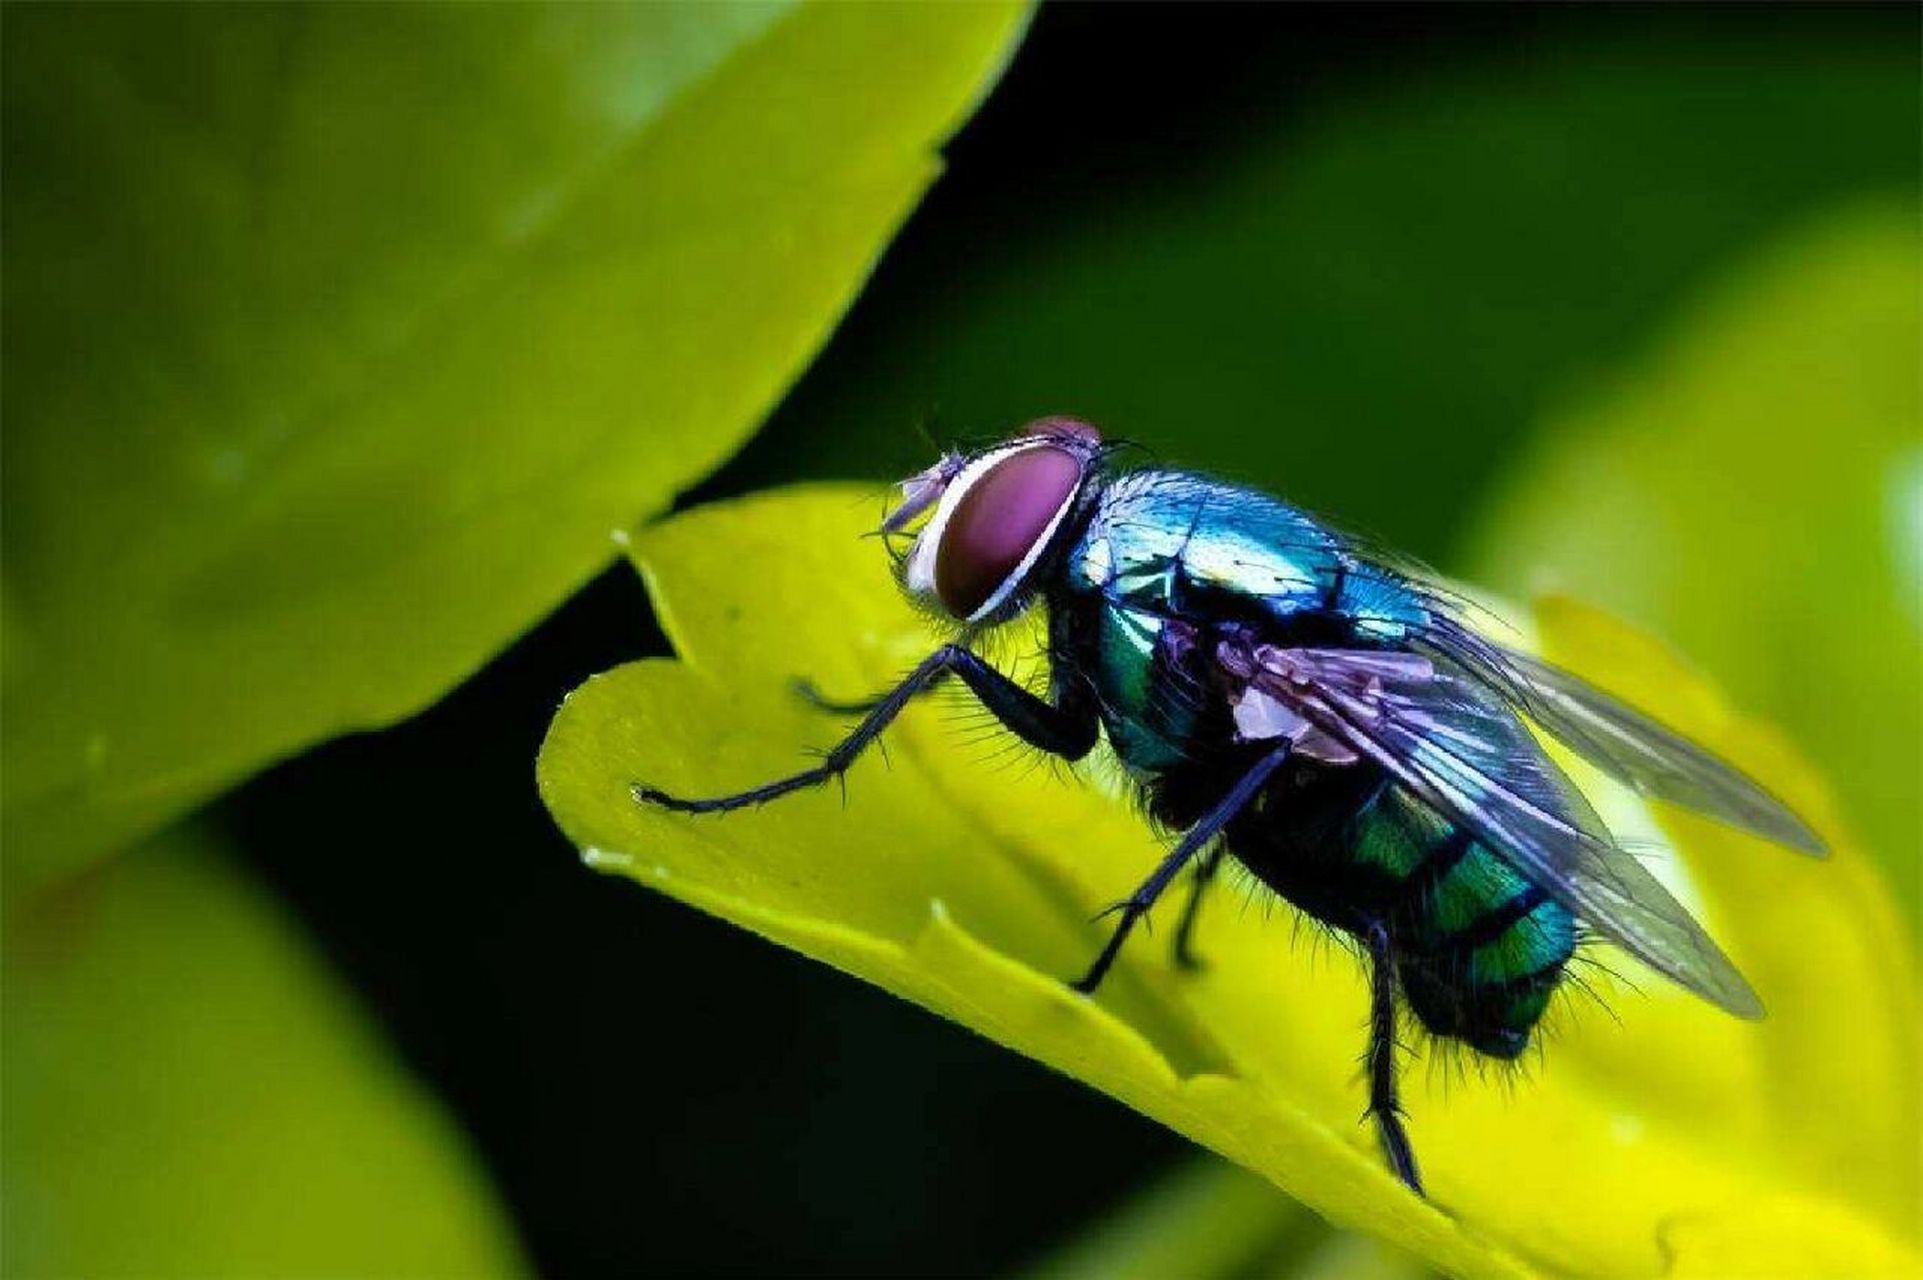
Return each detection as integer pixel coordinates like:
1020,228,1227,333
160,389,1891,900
634,646,1098,814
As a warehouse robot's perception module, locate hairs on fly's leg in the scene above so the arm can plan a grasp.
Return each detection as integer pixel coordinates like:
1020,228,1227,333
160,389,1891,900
1019,639,1085,793
927,634,1073,776
940,694,1062,785
793,744,854,806
1351,980,1415,1097
826,667,1017,784
1353,922,1423,1194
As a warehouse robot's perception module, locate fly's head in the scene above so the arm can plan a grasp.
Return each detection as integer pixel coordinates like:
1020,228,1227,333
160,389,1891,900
880,416,1106,627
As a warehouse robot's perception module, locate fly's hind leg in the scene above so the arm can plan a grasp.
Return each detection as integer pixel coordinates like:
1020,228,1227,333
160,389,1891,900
635,646,1097,814
1171,847,1226,972
1363,920,1424,1196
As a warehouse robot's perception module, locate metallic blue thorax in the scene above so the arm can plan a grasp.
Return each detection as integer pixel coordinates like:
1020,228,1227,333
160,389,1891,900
1051,468,1576,1059
1057,471,1431,772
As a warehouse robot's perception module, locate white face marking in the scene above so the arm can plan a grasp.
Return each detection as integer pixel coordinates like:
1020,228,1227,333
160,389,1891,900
902,438,1085,622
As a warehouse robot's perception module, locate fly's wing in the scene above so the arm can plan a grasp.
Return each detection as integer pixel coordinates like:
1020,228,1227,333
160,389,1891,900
1242,645,1765,1018
1419,616,1827,856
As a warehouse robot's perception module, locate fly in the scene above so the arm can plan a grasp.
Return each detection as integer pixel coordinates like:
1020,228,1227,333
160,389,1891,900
633,416,1826,1195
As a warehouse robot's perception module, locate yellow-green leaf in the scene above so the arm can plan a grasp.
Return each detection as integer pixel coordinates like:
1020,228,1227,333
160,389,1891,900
539,488,1918,1278
1467,202,1921,909
0,0,1031,888
2,825,525,1276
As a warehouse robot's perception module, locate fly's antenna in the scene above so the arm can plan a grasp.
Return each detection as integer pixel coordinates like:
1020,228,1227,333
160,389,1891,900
910,406,946,454
845,480,901,512
851,481,911,559
1099,435,1158,467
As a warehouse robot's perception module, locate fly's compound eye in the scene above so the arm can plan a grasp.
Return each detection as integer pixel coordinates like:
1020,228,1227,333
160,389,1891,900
931,443,1084,619
1019,415,1102,445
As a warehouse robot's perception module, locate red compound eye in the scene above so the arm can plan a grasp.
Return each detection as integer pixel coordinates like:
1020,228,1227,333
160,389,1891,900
935,444,1084,618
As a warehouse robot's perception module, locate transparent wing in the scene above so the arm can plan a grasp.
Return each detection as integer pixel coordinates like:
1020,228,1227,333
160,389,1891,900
1240,645,1764,1018
1417,616,1826,856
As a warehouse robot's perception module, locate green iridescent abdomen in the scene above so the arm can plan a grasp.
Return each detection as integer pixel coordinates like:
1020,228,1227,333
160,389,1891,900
1352,792,1576,1058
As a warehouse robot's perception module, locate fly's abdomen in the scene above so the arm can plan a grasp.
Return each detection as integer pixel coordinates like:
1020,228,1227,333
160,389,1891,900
1360,797,1576,1059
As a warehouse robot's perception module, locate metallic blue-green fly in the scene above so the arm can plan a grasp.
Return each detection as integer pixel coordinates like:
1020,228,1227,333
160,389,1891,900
635,417,1826,1194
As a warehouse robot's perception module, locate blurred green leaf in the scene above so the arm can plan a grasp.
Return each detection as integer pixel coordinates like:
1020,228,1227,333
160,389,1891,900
1468,203,1921,911
2,825,525,1276
717,19,1915,564
538,489,1916,1278
1022,1157,1310,1280
1025,1152,1439,1280
1285,1232,1430,1280
1024,1153,1437,1280
0,1,1031,887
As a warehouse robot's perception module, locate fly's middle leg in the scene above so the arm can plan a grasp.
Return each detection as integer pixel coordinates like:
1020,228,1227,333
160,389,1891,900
1073,746,1291,994
1172,847,1226,972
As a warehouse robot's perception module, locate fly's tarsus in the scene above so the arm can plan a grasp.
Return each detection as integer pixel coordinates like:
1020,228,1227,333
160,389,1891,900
630,770,828,814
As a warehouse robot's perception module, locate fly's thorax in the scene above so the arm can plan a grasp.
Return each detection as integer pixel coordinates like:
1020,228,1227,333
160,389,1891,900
1056,470,1444,781
1062,469,1422,635
1084,602,1194,771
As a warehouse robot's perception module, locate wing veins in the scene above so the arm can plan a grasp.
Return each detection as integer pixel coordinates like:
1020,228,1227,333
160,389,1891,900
1244,649,1764,1019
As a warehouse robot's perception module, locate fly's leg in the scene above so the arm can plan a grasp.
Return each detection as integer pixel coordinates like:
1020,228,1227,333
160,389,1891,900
1072,746,1290,994
635,646,1097,814
1171,848,1225,972
1363,920,1424,1196
791,677,900,716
